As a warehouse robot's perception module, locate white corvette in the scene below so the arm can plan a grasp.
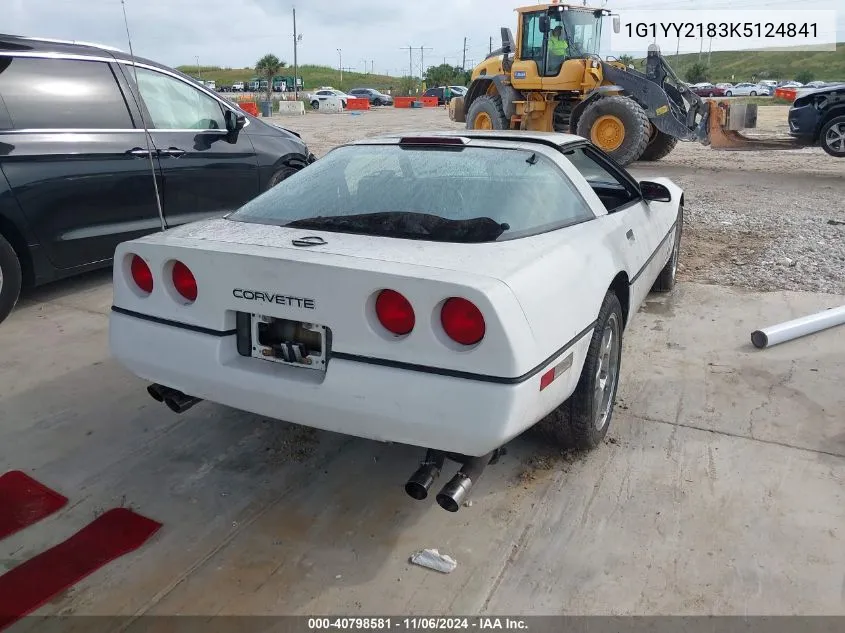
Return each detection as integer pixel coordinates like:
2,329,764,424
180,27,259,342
110,131,683,510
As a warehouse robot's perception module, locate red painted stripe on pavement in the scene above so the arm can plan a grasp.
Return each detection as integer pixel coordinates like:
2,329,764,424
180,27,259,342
0,507,162,631
0,471,68,540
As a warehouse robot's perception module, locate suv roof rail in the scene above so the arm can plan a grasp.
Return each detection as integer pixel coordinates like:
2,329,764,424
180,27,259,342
11,35,124,53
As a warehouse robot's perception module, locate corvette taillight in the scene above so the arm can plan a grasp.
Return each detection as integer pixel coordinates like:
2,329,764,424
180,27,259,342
130,255,153,294
375,289,415,335
441,297,485,345
172,261,198,302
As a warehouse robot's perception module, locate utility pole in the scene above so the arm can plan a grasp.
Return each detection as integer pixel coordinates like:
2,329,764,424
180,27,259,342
337,48,342,83
462,37,468,70
707,37,713,66
419,45,432,79
489,36,493,55
401,45,414,78
699,38,703,61
293,7,300,100
195,56,201,80
371,60,374,75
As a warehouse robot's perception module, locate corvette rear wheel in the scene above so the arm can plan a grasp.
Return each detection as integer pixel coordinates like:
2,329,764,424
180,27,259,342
535,291,624,450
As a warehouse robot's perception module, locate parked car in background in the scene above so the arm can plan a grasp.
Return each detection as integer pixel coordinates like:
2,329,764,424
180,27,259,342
306,89,350,110
0,34,315,325
715,83,733,90
449,85,467,96
725,83,769,96
779,81,803,89
788,83,845,157
232,81,245,92
689,83,727,97
423,86,465,105
759,80,778,88
348,88,393,106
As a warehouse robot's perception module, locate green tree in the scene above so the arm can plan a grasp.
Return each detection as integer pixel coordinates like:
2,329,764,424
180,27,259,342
617,54,635,67
424,64,467,88
795,70,814,84
255,54,286,101
685,62,709,84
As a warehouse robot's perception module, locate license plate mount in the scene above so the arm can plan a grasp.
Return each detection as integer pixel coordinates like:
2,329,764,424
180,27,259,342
249,314,328,371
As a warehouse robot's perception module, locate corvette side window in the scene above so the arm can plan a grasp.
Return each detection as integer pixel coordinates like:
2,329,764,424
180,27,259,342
563,147,638,213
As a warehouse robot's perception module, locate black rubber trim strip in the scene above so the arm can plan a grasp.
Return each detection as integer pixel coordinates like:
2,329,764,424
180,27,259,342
629,219,678,286
111,306,236,337
110,306,596,385
332,320,598,385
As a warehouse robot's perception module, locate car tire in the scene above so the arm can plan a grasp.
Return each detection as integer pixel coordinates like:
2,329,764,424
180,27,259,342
576,95,650,166
639,128,678,161
750,91,757,96
534,291,624,451
266,164,301,191
708,92,714,97
820,115,845,158
311,100,319,110
465,94,509,130
0,233,22,325
726,91,732,96
652,205,684,292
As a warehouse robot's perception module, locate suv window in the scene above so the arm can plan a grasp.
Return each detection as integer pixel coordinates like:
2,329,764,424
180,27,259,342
133,67,225,130
0,57,133,130
563,146,639,212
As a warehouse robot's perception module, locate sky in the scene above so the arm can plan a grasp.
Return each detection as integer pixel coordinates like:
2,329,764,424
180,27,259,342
4,0,843,76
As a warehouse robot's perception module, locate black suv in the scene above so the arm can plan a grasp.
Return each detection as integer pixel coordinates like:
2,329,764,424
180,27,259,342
348,88,393,106
0,35,315,324
788,84,845,157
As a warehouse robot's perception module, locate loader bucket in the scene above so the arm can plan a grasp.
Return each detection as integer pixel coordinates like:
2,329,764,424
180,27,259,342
707,100,801,150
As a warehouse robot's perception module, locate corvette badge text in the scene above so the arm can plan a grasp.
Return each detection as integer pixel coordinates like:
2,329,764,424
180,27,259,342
233,289,315,309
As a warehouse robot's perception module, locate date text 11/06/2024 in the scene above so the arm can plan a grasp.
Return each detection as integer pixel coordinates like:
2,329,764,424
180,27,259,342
307,617,528,630
625,22,818,39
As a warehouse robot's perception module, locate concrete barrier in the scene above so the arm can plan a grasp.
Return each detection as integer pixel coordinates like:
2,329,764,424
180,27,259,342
239,101,259,116
420,97,439,107
278,100,305,115
315,96,343,113
394,97,414,108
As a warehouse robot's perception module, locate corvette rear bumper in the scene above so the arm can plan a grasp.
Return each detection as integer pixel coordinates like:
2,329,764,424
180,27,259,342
109,311,581,456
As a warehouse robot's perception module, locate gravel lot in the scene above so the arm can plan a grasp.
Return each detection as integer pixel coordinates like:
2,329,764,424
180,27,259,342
270,105,845,295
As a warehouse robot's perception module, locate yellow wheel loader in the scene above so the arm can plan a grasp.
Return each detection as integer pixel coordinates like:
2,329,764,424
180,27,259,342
450,1,778,166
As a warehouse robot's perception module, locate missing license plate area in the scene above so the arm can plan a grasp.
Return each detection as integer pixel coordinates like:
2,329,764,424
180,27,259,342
249,315,327,369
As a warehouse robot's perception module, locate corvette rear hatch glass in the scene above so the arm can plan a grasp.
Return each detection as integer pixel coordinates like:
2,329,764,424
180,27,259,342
229,144,593,242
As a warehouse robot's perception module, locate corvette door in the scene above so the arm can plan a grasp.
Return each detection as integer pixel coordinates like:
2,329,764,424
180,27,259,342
563,146,670,313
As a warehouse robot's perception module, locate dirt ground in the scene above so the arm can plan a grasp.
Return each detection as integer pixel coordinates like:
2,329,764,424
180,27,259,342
271,106,845,295
0,105,843,623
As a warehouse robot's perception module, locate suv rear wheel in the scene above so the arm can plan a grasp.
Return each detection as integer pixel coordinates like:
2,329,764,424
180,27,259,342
0,234,22,325
820,115,845,157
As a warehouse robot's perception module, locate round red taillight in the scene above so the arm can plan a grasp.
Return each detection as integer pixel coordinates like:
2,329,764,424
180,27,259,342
130,255,153,294
441,297,485,345
172,261,197,302
375,289,415,335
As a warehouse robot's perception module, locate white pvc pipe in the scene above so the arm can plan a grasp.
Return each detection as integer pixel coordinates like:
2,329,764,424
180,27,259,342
751,304,845,349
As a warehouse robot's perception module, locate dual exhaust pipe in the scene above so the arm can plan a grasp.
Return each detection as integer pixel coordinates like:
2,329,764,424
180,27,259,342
147,383,202,414
405,448,503,512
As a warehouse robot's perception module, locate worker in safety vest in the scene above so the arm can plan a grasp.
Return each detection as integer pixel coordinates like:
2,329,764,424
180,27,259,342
548,26,569,57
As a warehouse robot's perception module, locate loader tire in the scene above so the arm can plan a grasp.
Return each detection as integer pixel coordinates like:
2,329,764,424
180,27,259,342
466,95,508,130
576,96,650,166
640,128,678,161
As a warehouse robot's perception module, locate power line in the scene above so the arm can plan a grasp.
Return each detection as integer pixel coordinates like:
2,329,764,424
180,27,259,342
419,45,433,77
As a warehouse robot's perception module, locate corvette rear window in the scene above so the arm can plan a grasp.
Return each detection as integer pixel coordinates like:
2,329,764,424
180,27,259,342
230,144,594,241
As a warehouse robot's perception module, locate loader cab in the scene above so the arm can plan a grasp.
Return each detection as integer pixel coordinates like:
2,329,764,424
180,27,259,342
512,4,606,92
